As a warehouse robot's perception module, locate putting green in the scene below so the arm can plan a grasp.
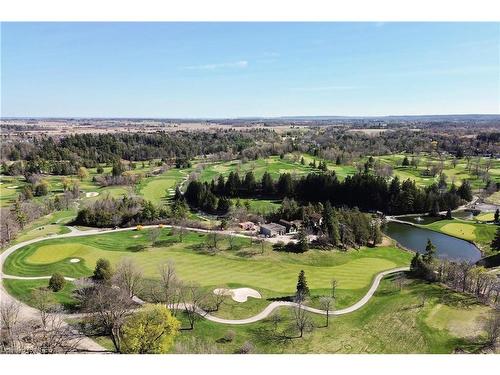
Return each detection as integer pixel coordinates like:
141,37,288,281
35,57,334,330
439,223,476,241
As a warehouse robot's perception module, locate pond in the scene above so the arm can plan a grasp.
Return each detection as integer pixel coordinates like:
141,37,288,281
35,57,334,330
384,221,482,263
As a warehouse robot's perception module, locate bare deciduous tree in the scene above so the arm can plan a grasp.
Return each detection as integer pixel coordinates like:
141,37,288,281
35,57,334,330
80,284,134,353
292,301,313,338
179,282,207,330
483,309,500,348
319,296,334,327
113,258,143,298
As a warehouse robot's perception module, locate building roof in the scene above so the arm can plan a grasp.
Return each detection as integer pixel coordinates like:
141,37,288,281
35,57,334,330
261,223,286,232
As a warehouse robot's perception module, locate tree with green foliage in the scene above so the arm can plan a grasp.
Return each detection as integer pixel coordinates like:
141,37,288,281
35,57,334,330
77,166,89,180
48,272,66,292
494,209,499,223
445,209,452,220
296,270,310,301
111,160,125,177
120,304,180,354
300,157,305,165
322,202,339,247
261,171,274,195
423,239,436,263
402,156,410,166
11,200,27,229
96,165,104,174
93,258,113,282
296,228,309,253
34,180,49,196
457,180,473,201
242,171,257,195
491,226,500,252
217,196,232,214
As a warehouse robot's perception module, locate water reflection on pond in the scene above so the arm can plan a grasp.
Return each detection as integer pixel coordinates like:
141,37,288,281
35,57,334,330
384,221,481,263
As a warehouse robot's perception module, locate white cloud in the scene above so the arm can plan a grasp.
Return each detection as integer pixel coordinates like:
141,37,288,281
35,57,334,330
183,60,248,70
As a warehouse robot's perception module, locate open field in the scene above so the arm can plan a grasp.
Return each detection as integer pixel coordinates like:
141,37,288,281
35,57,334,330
3,228,412,313
374,153,500,190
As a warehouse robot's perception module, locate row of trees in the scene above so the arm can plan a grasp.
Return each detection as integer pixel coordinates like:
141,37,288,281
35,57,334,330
188,169,472,215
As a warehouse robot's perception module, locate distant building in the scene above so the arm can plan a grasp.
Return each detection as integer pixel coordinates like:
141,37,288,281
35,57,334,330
239,221,256,231
260,223,286,237
278,219,298,234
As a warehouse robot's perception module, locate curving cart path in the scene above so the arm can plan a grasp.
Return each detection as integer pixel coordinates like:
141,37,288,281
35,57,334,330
0,225,409,346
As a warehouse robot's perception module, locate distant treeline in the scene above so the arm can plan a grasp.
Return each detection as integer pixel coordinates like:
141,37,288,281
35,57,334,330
185,170,473,215
1,129,277,170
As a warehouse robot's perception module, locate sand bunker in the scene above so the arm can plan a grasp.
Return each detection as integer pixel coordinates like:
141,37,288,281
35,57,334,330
7,185,19,189
213,287,262,303
85,192,99,197
69,258,80,263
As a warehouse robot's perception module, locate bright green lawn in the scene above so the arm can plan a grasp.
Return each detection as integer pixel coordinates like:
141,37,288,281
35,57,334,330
422,219,497,253
3,228,412,311
3,279,77,310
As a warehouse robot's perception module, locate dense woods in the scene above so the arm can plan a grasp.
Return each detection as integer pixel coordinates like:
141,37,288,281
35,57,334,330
186,170,472,216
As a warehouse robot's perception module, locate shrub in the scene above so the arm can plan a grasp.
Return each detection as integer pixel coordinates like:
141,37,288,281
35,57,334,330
224,330,236,342
48,272,66,292
236,341,254,354
93,258,113,282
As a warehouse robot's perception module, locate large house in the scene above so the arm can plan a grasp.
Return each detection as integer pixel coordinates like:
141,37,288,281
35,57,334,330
260,223,286,237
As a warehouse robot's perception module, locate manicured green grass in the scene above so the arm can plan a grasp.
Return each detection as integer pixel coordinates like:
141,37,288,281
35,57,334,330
198,154,356,184
476,212,495,222
138,168,189,204
3,228,412,311
2,279,77,310
238,198,281,214
0,175,25,207
170,276,493,354
422,219,497,253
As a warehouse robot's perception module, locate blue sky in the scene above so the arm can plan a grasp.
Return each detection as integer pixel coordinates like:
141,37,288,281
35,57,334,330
1,22,499,117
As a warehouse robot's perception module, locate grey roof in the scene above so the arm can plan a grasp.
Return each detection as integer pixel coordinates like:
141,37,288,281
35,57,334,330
261,223,286,232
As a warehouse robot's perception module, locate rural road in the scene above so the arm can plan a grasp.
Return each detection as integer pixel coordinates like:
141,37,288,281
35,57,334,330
0,224,409,348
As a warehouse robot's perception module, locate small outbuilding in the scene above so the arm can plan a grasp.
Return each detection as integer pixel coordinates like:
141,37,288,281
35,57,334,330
260,223,286,237
278,219,298,234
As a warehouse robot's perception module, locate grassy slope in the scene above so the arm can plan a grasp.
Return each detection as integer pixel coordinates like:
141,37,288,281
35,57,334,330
3,279,76,310
171,276,494,354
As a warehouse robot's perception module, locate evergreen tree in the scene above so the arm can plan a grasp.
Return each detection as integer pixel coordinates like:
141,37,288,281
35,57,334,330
423,239,436,263
296,270,310,300
457,180,473,201
402,156,410,166
322,202,339,246
261,171,274,195
494,209,499,223
491,226,500,252
296,228,309,253
300,157,305,165
445,209,452,220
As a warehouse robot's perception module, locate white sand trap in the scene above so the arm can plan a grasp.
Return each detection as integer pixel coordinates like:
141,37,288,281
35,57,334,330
7,185,19,189
213,287,262,303
69,258,80,263
85,192,99,197
132,235,140,238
